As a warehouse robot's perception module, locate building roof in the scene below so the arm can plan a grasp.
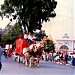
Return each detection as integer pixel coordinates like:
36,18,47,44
56,38,75,41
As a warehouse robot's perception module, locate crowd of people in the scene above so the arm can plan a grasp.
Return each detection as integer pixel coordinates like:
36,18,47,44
41,50,75,67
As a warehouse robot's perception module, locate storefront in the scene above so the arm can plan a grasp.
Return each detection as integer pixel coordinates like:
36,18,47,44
55,38,75,55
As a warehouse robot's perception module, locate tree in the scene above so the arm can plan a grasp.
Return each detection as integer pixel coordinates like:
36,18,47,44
2,23,22,45
0,0,57,33
44,39,55,53
34,30,46,41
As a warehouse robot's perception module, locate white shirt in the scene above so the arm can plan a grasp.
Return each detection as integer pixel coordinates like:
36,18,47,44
5,44,10,49
24,34,28,39
28,35,33,40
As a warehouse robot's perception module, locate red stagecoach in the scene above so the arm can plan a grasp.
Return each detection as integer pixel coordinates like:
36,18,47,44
14,35,30,62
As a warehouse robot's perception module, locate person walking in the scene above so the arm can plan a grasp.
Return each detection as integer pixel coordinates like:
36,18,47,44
0,45,3,70
72,52,75,67
64,52,68,65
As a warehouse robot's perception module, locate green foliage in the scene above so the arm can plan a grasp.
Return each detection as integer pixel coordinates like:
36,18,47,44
12,23,22,35
2,33,12,46
2,23,22,45
2,34,10,42
0,0,57,33
44,39,55,53
34,30,46,41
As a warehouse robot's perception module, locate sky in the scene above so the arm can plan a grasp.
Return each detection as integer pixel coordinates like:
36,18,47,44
0,0,75,31
0,0,10,29
0,0,16,29
42,0,74,38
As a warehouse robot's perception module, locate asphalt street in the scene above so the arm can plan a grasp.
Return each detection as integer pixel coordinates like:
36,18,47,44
0,56,74,75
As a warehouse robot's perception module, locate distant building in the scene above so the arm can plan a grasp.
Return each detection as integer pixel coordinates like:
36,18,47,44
42,0,74,54
55,34,75,54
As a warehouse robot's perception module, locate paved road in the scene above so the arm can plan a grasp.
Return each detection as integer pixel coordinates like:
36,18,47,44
0,56,74,75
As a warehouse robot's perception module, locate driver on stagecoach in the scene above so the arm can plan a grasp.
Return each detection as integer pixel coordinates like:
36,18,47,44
24,32,36,44
24,32,29,41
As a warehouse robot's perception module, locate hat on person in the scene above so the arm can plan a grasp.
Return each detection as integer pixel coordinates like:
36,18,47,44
18,34,23,39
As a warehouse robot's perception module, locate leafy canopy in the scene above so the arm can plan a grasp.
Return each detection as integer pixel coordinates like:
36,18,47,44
0,0,57,33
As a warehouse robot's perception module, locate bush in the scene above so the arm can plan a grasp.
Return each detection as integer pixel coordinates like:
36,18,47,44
44,39,55,53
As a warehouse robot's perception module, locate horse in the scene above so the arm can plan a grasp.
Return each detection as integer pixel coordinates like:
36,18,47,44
23,41,44,67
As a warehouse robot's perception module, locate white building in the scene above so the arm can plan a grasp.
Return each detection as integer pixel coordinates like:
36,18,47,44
42,0,74,53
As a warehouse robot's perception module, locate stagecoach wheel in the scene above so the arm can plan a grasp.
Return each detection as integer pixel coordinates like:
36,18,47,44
19,57,20,63
14,57,17,61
